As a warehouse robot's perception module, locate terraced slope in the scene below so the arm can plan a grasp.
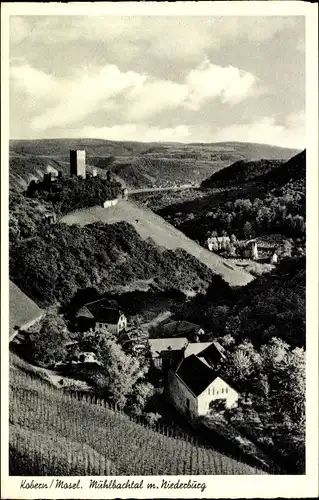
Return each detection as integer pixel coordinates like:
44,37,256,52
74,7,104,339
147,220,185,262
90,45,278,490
61,200,253,287
9,368,266,475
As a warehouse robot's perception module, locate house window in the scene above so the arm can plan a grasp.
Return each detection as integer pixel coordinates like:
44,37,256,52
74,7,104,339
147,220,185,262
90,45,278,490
212,388,215,395
226,387,228,394
186,398,190,409
221,388,224,394
208,388,210,395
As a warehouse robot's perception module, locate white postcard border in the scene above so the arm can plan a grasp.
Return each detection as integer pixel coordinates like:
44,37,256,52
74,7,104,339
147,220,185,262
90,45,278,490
1,2,318,499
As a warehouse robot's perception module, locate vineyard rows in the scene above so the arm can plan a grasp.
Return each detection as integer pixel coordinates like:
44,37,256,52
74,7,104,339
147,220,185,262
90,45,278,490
9,369,267,476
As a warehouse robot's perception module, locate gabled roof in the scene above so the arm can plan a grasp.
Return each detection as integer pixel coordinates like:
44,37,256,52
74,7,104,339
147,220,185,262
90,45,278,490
76,298,124,324
176,355,219,396
75,306,94,319
91,306,121,324
149,337,188,358
176,354,239,397
184,342,212,358
161,320,204,337
9,281,44,335
199,341,227,362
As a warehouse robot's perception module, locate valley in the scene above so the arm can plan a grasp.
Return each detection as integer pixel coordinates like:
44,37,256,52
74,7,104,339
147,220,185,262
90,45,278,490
9,138,299,191
8,140,306,477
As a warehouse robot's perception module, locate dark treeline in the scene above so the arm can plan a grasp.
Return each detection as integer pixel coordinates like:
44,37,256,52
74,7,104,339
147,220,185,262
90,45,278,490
177,256,306,348
26,176,122,214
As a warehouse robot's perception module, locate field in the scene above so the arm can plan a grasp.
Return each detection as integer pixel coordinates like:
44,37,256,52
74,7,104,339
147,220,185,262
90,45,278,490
60,200,253,287
9,368,267,476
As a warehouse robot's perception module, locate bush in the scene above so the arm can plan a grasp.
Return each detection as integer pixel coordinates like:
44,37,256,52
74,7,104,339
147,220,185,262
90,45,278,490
145,412,162,427
209,399,226,413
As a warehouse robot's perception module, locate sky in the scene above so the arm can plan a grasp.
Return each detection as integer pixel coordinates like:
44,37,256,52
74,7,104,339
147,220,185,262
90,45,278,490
9,15,305,147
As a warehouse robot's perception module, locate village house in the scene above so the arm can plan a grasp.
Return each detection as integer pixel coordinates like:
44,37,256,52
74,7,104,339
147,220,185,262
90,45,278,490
166,341,238,422
102,198,119,208
159,320,205,341
168,355,239,422
148,337,189,371
244,238,279,264
149,338,226,373
207,235,231,252
74,298,127,335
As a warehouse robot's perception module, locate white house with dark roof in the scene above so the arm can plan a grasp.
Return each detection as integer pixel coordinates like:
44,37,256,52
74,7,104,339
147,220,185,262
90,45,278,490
75,298,127,334
167,342,238,422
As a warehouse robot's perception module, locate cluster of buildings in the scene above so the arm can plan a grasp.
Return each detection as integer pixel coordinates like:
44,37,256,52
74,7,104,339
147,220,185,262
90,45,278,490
9,280,240,424
72,298,240,422
206,235,278,264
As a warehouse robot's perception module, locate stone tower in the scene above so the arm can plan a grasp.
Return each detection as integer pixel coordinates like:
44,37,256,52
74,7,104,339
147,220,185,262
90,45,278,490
70,150,86,179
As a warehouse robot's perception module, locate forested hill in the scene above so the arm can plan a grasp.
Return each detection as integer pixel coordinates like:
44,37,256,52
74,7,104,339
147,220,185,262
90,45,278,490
157,150,306,245
264,150,306,186
9,220,216,307
201,150,305,189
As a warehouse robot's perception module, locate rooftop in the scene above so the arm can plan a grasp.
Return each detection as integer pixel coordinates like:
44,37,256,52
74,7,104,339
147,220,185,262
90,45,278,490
176,355,219,396
76,298,124,324
161,320,204,337
149,337,188,358
176,354,239,397
184,342,213,358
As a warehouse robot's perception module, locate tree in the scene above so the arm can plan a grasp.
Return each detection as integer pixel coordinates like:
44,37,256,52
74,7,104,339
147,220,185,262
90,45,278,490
125,381,155,416
243,221,253,239
282,241,293,258
234,199,252,212
209,398,226,413
88,335,148,406
28,311,69,367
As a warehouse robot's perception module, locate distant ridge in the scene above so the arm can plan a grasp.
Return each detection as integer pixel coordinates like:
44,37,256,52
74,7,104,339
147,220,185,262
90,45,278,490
9,139,300,191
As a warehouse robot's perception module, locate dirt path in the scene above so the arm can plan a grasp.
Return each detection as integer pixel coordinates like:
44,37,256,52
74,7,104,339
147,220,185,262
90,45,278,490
61,200,254,287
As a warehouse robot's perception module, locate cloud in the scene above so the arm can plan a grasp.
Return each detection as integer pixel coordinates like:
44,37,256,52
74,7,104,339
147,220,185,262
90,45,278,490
185,59,257,109
10,58,259,130
10,16,300,64
210,112,305,149
10,17,215,60
74,124,191,143
11,62,146,130
211,17,298,43
10,64,56,99
126,80,188,120
10,17,31,44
